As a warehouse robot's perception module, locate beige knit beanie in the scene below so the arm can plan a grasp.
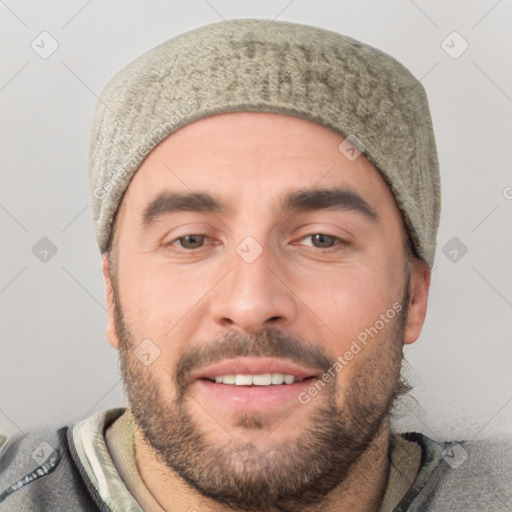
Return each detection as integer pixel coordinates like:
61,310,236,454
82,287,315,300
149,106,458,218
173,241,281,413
89,18,441,268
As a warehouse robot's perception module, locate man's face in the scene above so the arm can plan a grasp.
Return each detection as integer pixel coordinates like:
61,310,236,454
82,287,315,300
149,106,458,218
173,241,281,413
103,112,429,510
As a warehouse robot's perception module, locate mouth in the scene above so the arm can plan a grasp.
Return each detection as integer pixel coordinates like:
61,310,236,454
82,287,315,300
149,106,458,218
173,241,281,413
193,356,321,382
191,357,321,413
202,373,311,385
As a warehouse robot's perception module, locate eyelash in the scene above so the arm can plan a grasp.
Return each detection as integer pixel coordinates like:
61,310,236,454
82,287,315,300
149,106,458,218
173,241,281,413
166,233,348,254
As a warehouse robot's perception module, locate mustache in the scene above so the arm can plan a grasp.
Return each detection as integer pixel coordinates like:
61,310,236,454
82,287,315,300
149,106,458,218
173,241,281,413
173,327,334,393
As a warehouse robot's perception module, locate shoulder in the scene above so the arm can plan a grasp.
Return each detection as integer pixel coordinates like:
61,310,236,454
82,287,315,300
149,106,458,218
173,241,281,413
0,424,68,494
0,409,125,511
411,434,512,511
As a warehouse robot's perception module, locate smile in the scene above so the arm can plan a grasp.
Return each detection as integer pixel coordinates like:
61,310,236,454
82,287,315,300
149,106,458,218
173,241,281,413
207,373,306,386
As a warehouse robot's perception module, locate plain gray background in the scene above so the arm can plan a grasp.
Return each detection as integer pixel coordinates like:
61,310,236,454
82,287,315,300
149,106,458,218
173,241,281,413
1,0,511,443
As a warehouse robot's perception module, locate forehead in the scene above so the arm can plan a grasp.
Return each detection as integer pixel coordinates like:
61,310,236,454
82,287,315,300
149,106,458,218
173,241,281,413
117,112,401,225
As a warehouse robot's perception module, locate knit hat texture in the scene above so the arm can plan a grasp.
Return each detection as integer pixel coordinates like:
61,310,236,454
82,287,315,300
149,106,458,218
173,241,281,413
89,18,441,267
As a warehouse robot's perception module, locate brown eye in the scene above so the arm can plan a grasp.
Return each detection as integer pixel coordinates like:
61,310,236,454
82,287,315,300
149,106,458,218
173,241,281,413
297,233,350,254
175,234,207,249
309,234,338,249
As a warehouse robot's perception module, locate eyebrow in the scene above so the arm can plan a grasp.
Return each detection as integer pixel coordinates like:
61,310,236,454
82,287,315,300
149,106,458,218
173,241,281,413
141,187,379,228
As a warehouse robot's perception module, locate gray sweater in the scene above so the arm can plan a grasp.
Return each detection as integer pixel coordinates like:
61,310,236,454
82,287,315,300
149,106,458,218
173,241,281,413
0,408,510,511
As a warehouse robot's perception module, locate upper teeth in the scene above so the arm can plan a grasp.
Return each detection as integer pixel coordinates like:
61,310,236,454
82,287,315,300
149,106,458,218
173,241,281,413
213,373,302,385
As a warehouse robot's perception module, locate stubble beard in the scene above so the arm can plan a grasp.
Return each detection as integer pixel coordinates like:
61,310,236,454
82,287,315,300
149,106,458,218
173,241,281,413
113,269,410,511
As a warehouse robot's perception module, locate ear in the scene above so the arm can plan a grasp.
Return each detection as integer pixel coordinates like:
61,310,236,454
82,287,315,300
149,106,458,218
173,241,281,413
102,252,120,349
403,258,431,345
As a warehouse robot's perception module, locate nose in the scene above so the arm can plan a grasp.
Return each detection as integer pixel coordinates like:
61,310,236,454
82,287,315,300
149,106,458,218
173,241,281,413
210,240,298,334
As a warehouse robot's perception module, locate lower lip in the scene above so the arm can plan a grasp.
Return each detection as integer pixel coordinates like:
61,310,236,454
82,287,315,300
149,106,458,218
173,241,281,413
194,378,318,412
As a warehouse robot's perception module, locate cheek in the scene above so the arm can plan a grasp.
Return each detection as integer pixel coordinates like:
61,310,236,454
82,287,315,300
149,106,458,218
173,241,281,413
295,265,405,399
118,261,179,333
117,265,198,388
298,266,399,344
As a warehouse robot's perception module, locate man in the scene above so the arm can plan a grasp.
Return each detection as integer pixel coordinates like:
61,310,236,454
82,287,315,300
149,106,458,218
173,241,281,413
0,18,510,512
